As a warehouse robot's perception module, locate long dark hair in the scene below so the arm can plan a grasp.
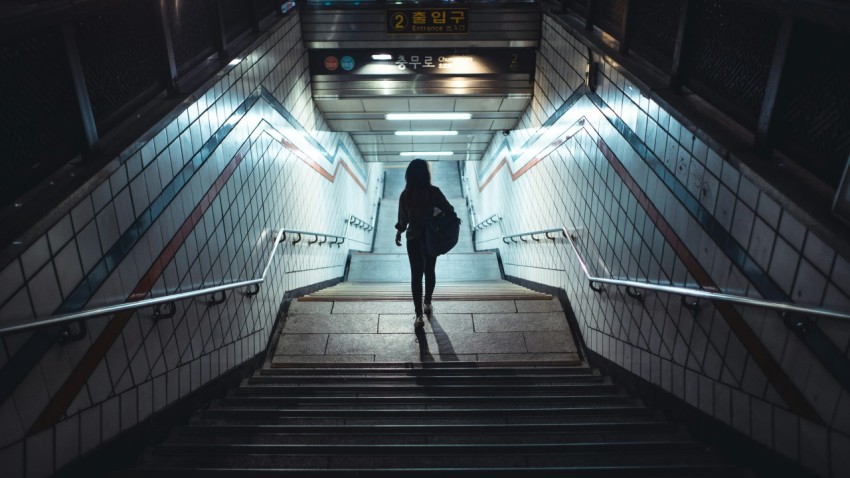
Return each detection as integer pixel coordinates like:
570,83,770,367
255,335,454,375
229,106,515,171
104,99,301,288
403,159,431,207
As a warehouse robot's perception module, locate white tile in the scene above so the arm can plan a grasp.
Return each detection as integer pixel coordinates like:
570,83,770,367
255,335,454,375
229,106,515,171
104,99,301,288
792,259,827,305
778,212,806,250
71,197,95,233
0,441,23,478
730,388,750,434
101,396,120,442
25,427,53,477
706,149,723,176
831,430,850,477
831,254,850,297
698,374,714,414
773,406,799,460
749,217,776,271
153,375,168,411
20,236,50,280
54,240,83,299
47,216,74,254
80,405,101,455
799,419,829,477
76,221,103,275
730,202,755,248
96,204,120,250
0,261,25,309
110,167,129,197
833,391,850,436
55,415,80,469
750,399,773,448
0,396,24,448
756,193,781,229
713,185,735,231
120,389,137,431
769,237,799,295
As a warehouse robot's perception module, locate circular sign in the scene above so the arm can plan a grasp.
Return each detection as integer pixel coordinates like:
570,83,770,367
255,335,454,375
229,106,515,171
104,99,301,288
389,12,408,32
324,56,339,71
340,55,355,71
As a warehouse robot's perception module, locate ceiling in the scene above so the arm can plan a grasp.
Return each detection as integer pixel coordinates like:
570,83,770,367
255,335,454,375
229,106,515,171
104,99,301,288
300,4,541,162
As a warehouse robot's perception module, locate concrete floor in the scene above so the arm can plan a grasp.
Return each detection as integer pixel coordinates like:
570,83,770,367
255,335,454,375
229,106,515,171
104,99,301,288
273,160,580,364
273,298,580,364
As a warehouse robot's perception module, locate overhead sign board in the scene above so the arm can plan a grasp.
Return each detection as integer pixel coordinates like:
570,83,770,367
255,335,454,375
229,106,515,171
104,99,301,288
386,8,468,34
310,49,535,76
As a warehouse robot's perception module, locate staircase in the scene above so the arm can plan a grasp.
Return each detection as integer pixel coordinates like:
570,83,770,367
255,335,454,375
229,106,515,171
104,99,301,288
124,362,743,476
121,163,745,476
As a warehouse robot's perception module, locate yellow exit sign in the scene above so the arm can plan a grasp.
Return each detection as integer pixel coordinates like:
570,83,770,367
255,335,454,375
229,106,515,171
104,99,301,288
386,9,468,34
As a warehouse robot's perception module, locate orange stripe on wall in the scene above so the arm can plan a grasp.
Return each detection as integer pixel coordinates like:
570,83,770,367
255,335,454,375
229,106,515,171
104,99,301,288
476,122,820,423
30,152,247,433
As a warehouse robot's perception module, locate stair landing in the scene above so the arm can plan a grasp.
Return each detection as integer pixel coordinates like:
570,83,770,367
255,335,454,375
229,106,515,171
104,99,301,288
299,280,550,301
273,296,580,365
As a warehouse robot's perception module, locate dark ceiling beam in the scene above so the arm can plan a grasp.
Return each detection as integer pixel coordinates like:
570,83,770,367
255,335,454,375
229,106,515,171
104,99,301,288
754,14,795,156
619,0,635,55
154,0,178,95
213,0,229,58
61,20,99,155
250,0,261,33
668,0,691,91
583,0,595,32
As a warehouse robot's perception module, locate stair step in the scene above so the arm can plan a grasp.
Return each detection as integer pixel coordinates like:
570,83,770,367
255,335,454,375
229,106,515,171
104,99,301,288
300,280,543,300
258,365,595,375
219,393,632,404
248,374,604,384
146,442,717,468
178,422,679,435
123,465,743,477
153,441,706,455
232,384,619,395
265,361,589,371
172,423,684,444
199,406,657,423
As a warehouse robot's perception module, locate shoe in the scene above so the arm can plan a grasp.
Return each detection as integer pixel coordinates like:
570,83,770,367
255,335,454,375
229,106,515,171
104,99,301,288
414,315,425,328
424,303,433,315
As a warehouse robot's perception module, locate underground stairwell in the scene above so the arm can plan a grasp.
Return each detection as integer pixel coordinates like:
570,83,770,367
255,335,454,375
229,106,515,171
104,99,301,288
118,161,748,476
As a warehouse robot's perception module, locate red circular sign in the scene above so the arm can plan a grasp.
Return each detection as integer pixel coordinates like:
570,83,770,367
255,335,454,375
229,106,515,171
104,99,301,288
324,56,339,71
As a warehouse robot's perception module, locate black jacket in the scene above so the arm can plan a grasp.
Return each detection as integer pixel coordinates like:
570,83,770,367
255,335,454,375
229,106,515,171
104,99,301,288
395,186,454,240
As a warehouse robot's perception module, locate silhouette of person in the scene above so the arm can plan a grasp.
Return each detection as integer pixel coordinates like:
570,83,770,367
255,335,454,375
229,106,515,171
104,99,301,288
395,159,454,328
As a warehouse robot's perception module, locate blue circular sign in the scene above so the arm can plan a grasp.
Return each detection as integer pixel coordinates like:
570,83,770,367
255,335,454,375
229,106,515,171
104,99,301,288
340,55,355,71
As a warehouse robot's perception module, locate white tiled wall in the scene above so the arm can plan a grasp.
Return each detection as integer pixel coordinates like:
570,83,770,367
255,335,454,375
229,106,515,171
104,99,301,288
0,12,382,477
466,14,850,477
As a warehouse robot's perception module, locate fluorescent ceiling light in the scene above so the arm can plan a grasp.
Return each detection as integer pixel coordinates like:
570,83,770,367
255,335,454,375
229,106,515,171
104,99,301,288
371,54,392,60
386,113,472,121
400,151,454,156
228,57,242,66
394,131,458,136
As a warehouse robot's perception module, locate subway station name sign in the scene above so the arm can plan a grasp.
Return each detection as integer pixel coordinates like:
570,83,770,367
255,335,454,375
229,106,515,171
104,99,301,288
310,49,535,76
386,8,468,34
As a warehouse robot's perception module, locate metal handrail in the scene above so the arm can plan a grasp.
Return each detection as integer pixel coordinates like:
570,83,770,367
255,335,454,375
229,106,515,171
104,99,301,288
473,214,502,231
502,226,850,321
0,228,288,336
282,229,346,245
347,215,374,231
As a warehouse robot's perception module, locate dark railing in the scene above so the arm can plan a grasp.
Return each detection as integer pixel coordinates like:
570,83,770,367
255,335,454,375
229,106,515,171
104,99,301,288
347,215,374,232
282,229,346,246
473,214,502,231
0,223,356,337
502,226,850,321
0,228,287,337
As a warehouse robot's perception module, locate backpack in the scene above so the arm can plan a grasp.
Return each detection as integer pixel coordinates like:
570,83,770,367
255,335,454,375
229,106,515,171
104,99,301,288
424,190,461,256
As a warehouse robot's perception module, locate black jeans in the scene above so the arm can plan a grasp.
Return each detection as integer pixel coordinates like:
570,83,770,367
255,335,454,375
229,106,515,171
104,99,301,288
406,237,437,315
